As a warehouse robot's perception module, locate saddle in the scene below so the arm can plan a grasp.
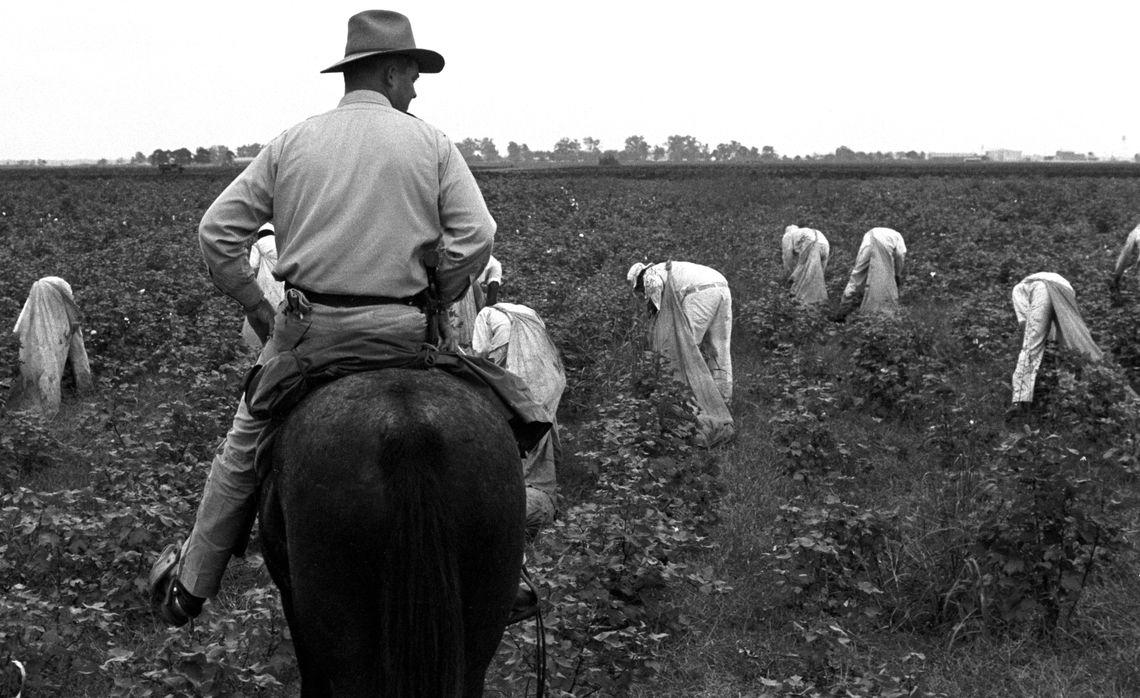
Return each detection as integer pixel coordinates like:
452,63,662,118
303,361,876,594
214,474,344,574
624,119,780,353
245,333,552,475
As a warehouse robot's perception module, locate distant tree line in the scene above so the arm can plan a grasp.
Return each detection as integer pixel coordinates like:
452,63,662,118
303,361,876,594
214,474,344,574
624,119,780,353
454,136,928,165
131,143,265,168
71,140,928,169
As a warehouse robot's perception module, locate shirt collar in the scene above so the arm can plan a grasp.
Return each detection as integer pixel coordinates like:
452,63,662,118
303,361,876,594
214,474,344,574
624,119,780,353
338,90,394,109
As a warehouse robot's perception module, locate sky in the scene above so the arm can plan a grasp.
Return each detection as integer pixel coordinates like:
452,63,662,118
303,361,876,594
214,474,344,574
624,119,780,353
2,1,1138,161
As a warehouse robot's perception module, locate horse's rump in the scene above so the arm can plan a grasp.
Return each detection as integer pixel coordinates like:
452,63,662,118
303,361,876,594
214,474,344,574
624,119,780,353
260,368,525,697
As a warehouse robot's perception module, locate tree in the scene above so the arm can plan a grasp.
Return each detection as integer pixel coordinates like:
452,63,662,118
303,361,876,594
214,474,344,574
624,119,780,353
666,134,707,162
131,151,148,165
581,137,601,154
552,137,581,162
651,145,666,161
171,148,193,166
507,141,533,164
711,141,753,162
148,149,170,166
834,145,856,161
478,138,501,162
194,147,212,164
456,138,480,162
209,145,235,165
236,143,263,158
760,145,778,161
621,135,650,162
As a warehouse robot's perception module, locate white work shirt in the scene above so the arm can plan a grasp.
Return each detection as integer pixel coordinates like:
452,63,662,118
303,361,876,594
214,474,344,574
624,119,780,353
1113,224,1140,278
641,261,728,313
781,226,830,275
472,303,517,357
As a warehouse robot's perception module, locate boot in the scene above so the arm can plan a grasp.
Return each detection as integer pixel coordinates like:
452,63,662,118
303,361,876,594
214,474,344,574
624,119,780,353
149,542,205,627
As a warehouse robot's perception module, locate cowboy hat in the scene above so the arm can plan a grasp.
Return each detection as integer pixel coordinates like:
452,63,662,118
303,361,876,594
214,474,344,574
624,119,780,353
321,10,445,74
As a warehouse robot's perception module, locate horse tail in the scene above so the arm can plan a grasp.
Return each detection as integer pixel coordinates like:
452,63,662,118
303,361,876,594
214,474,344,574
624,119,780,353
376,417,465,697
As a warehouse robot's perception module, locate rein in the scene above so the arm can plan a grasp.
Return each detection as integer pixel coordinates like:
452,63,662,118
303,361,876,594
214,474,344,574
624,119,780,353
520,567,546,697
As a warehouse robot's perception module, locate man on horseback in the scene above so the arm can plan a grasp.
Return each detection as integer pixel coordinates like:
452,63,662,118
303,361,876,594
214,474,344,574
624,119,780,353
149,10,537,626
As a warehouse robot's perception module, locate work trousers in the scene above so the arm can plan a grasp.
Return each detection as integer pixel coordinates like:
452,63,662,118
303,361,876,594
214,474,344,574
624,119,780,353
681,286,733,402
1011,281,1053,404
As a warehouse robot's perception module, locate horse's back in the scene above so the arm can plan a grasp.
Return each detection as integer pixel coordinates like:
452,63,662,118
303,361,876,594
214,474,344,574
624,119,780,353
261,368,525,697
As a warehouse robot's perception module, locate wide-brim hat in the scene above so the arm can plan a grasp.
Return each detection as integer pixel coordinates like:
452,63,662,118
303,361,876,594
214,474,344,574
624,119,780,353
320,10,444,74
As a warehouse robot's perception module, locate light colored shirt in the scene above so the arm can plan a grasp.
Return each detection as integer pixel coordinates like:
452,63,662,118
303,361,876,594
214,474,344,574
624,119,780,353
1113,224,1140,278
864,227,907,277
641,261,728,313
199,90,495,307
248,234,278,277
472,303,515,359
781,226,830,276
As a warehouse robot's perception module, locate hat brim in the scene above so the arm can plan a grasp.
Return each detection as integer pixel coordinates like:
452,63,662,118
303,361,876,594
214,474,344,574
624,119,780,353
320,48,445,74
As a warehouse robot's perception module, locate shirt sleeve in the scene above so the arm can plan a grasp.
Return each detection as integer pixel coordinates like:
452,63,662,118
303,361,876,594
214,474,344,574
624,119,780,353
819,234,830,270
1114,227,1140,276
893,233,907,278
199,140,277,308
643,266,664,312
436,137,496,302
472,307,511,358
781,232,795,275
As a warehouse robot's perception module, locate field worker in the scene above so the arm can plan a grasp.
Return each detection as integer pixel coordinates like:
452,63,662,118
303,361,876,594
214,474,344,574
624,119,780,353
1009,272,1104,414
149,10,509,627
1109,222,1140,302
472,301,563,538
627,260,734,445
836,227,907,319
781,225,830,305
240,224,285,351
8,277,94,418
449,253,502,350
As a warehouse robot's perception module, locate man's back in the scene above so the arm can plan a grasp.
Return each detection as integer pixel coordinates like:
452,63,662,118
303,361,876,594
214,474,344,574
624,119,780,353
200,93,493,307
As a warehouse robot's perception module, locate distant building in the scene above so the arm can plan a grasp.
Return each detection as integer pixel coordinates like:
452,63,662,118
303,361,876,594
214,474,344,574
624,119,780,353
926,152,980,162
1052,150,1094,162
985,149,1022,162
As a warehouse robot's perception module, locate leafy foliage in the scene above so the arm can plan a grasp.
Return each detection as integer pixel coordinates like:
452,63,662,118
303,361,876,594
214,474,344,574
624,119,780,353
4,166,1140,696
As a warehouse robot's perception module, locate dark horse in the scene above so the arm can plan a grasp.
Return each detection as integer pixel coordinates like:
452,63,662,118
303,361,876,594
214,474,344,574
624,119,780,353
258,368,526,697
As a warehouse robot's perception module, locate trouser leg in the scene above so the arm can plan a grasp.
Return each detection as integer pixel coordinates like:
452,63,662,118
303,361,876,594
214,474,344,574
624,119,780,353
686,290,733,403
522,424,558,539
838,245,872,317
706,291,733,402
178,395,267,598
524,487,556,540
1011,286,1051,404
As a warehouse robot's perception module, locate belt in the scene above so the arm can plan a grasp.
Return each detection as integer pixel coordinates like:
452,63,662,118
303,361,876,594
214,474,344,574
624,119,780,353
284,282,427,309
679,281,728,300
